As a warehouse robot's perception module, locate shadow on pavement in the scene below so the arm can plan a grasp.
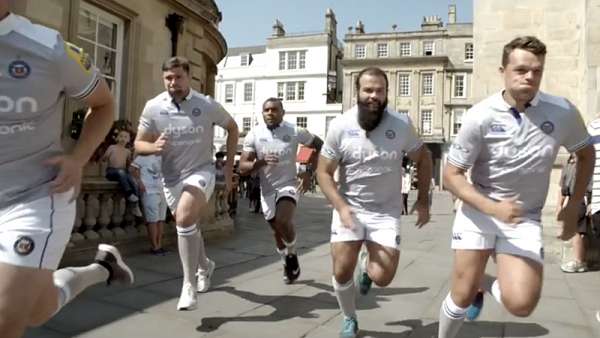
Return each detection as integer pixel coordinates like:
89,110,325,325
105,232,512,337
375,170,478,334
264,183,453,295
197,280,428,333
377,319,549,338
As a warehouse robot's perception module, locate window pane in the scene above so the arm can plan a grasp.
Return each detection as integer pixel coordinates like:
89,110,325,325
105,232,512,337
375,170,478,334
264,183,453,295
277,82,284,99
98,47,116,77
98,19,117,48
399,74,410,96
225,84,233,103
377,43,388,57
243,117,251,132
299,51,306,69
453,109,464,134
78,10,97,42
296,116,307,128
279,52,285,70
422,73,433,95
421,110,432,134
244,83,253,102
286,82,296,100
400,42,411,56
465,43,474,61
454,75,465,97
423,41,434,56
77,40,96,64
288,52,297,69
241,55,248,66
298,82,305,100
355,45,365,58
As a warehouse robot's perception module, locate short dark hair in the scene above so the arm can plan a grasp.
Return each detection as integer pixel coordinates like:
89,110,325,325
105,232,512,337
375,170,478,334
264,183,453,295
262,97,283,111
162,56,190,74
215,151,225,159
355,67,389,93
502,36,547,67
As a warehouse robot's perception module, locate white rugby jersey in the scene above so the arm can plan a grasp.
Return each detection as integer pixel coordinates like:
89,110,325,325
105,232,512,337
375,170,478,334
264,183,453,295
138,90,233,186
448,91,590,221
0,13,100,208
243,121,314,195
321,106,423,219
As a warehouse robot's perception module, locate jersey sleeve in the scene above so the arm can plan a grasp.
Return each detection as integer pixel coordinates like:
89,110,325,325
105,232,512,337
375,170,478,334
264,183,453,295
54,36,101,100
562,103,591,153
137,101,159,135
297,127,315,146
208,98,233,128
402,116,424,154
242,129,256,153
321,118,342,161
447,109,482,170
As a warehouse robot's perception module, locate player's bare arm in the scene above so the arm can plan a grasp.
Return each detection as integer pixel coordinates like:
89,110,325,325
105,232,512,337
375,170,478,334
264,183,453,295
316,155,355,228
443,163,524,224
46,79,114,195
407,144,433,227
223,118,239,192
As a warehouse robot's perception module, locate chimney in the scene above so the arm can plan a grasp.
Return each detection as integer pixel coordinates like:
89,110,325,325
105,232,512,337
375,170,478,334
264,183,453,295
448,4,457,24
272,19,285,37
355,20,364,34
421,15,443,31
325,8,337,36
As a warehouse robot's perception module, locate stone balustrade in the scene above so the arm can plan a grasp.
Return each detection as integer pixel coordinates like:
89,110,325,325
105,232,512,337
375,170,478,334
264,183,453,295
61,162,234,263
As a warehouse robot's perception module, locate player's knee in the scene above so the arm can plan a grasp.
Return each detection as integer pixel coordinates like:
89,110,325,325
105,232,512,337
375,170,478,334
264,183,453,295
372,274,393,287
503,296,539,317
333,267,354,284
369,266,394,287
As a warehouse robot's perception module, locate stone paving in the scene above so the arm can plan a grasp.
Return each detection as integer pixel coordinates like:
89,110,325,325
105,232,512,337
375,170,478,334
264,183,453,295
25,191,600,338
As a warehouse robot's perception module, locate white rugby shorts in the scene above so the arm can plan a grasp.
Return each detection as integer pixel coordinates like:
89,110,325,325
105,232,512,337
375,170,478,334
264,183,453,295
330,208,402,251
0,189,75,270
163,170,215,212
451,203,544,264
261,185,298,221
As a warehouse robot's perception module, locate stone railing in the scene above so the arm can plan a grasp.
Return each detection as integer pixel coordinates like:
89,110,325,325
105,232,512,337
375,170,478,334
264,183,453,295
61,163,234,264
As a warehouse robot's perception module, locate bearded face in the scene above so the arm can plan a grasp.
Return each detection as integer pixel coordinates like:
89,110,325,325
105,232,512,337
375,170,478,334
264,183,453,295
356,72,388,132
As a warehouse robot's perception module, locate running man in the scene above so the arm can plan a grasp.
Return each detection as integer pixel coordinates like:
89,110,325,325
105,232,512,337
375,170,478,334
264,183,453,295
316,67,432,338
135,56,239,310
0,6,134,338
239,98,322,284
438,36,594,338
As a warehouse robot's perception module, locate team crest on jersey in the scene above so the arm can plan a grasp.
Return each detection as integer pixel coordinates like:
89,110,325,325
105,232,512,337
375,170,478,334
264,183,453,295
395,235,401,245
65,42,92,72
385,129,396,139
14,236,35,256
159,110,169,115
489,123,507,133
8,60,31,79
192,107,202,117
259,138,268,142
282,134,291,142
541,121,554,134
198,179,206,188
346,129,361,138
451,143,470,154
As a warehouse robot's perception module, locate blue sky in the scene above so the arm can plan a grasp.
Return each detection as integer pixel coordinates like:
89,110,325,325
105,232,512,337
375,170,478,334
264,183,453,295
216,0,473,48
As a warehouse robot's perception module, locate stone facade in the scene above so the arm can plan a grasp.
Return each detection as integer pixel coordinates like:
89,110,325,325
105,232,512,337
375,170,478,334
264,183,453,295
473,0,600,263
9,0,232,257
342,5,473,184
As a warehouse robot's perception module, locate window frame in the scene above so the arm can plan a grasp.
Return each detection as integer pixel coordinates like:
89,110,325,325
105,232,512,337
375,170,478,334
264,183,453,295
377,43,388,58
224,83,234,103
452,73,466,98
354,44,366,59
464,43,474,62
398,73,411,96
400,42,411,56
421,72,434,96
243,82,253,102
423,40,435,56
296,116,308,129
452,108,465,135
421,110,433,135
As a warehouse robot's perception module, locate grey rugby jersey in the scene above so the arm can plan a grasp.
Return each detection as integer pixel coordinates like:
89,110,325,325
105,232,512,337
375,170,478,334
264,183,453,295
0,13,100,208
321,106,423,219
138,90,233,186
448,91,590,221
243,121,314,195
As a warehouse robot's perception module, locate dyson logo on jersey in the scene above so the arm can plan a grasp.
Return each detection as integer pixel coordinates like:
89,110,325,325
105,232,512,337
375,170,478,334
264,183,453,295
0,122,36,135
350,147,400,161
163,124,205,137
490,144,554,159
0,96,38,114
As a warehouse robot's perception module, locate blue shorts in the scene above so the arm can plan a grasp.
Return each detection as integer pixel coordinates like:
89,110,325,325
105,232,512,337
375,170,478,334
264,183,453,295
141,192,167,223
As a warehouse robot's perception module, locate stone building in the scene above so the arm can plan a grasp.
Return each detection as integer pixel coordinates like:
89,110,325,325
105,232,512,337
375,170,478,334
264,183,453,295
215,9,343,143
473,0,600,209
9,0,230,259
342,5,473,185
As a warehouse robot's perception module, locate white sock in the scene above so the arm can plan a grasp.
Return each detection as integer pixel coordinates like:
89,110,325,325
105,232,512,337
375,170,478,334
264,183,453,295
276,247,287,264
438,292,467,338
177,224,199,285
196,229,210,271
53,263,110,314
490,279,502,304
283,238,296,255
332,276,356,319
